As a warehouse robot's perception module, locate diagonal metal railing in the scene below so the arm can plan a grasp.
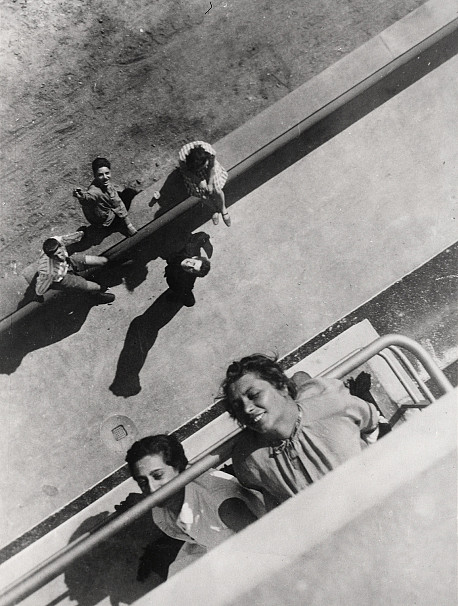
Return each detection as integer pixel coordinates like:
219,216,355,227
0,334,453,606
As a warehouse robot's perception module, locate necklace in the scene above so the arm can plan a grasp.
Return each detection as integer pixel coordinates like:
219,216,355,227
271,405,303,458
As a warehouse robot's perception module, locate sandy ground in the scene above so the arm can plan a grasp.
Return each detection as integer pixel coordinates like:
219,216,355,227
0,0,426,279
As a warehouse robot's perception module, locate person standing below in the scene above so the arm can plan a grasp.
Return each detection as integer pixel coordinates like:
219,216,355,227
164,232,211,307
178,141,231,227
73,157,138,236
221,354,380,512
35,230,115,303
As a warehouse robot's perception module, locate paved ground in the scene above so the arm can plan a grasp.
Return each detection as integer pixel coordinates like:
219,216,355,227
0,0,426,277
0,47,456,547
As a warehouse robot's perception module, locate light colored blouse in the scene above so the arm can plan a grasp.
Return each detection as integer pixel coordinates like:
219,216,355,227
232,377,379,511
152,468,264,575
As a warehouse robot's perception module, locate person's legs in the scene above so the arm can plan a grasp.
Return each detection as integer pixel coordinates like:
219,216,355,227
51,272,115,303
70,253,109,280
69,253,108,272
200,197,220,225
81,254,109,268
51,273,102,293
210,190,231,226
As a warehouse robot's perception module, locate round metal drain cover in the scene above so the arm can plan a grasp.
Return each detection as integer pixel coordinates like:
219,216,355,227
100,415,138,453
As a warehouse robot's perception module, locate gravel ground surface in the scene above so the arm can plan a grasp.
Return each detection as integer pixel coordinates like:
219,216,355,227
0,0,426,279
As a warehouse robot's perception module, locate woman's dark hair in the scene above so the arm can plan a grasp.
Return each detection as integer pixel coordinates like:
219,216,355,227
126,434,188,473
92,157,111,175
221,354,298,418
42,238,60,257
185,146,211,172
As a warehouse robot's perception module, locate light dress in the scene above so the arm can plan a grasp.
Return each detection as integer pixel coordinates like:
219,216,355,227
178,140,228,199
152,468,264,575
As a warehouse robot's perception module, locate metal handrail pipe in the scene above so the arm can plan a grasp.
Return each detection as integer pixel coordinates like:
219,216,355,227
376,350,422,404
316,348,363,376
322,334,454,396
388,345,436,402
1,17,456,336
0,448,229,606
0,335,452,606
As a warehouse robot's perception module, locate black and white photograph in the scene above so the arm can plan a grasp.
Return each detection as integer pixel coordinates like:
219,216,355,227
0,0,456,604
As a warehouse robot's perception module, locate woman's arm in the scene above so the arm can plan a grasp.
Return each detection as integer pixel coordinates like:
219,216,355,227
218,497,258,533
206,155,217,192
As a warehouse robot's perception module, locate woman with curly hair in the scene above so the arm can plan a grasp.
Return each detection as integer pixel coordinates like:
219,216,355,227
222,354,380,511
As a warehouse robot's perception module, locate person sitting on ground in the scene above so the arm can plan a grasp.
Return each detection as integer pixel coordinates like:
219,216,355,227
164,232,211,307
126,434,264,578
73,157,138,236
221,354,380,512
35,230,115,304
178,141,231,227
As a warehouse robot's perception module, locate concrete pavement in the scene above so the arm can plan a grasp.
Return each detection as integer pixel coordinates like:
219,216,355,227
0,45,456,548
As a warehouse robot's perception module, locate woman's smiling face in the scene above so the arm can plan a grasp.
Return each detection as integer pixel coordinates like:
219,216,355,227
227,373,289,434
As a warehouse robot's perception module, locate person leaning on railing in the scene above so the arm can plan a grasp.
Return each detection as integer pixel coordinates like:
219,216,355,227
221,354,380,512
126,434,264,579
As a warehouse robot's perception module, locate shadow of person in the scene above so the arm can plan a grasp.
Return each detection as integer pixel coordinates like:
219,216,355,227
64,498,163,606
109,290,183,397
121,259,150,293
0,293,96,375
148,168,189,217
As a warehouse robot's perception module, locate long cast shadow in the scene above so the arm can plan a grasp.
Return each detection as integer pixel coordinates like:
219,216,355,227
64,493,183,606
0,294,97,375
6,230,209,374
148,168,189,217
3,261,139,375
64,501,156,606
109,290,183,397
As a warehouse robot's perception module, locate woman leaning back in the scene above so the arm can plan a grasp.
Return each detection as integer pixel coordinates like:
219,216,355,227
221,354,381,512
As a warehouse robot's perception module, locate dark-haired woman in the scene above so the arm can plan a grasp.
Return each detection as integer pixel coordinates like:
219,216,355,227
178,141,231,226
126,434,264,576
221,354,380,512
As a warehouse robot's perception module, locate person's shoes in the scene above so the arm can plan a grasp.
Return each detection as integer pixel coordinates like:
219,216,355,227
212,213,219,225
222,212,231,227
93,291,116,304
